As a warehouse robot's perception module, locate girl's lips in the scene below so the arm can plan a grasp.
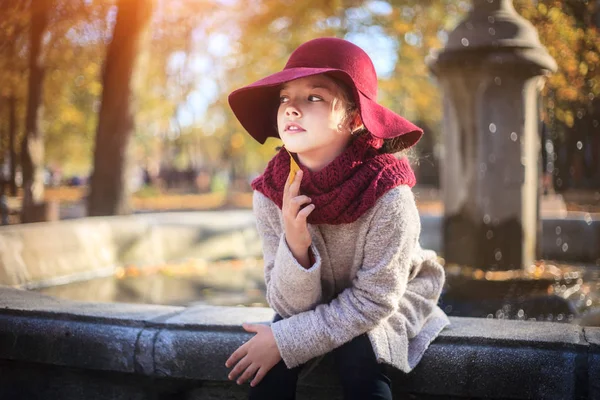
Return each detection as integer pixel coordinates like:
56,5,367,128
285,122,305,132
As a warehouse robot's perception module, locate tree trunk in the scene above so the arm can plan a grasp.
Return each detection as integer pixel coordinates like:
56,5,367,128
87,0,153,216
8,96,18,197
21,0,50,222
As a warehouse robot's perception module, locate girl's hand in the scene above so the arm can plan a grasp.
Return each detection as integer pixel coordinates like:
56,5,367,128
282,170,315,263
225,323,282,387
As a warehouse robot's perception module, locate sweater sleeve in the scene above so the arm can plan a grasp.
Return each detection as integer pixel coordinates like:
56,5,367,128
271,187,420,368
399,247,446,338
253,191,323,317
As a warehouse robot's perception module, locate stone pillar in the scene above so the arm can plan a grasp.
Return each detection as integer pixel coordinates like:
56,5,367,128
428,0,556,270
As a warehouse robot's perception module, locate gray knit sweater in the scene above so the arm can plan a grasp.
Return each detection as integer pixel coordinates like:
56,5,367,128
254,185,450,373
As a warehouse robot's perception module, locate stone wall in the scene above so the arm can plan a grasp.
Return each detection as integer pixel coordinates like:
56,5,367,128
0,212,262,288
0,287,598,400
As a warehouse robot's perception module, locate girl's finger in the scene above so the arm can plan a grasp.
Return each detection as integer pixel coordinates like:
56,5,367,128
228,355,252,381
296,203,316,221
242,323,259,333
288,170,303,197
283,172,291,202
237,362,260,385
225,344,248,368
251,367,268,387
288,195,311,215
283,171,302,208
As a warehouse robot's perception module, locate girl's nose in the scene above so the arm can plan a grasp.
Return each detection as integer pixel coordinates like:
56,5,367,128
285,103,301,117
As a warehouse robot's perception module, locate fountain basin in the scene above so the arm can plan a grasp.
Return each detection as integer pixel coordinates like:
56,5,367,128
0,287,598,400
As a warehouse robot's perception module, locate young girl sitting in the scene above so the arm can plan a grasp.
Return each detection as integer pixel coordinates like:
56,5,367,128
225,37,449,400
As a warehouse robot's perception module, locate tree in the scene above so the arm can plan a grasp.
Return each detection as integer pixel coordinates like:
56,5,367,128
515,0,600,189
42,0,114,176
21,0,52,222
0,0,29,196
87,0,153,216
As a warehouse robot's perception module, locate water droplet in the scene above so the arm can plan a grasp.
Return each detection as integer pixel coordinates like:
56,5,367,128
488,154,497,163
489,27,496,35
586,299,593,306
589,93,595,101
479,163,487,173
557,314,564,321
483,214,491,224
584,213,592,225
461,38,469,46
562,243,569,252
496,310,504,319
593,120,599,128
510,132,518,141
557,178,563,187
486,230,494,239
494,76,501,85
556,238,562,246
444,305,453,313
489,123,497,133
577,110,584,119
577,141,583,150
517,309,525,318
487,314,494,319
466,22,474,30
495,250,502,261
488,15,495,23
555,226,561,235
487,0,493,3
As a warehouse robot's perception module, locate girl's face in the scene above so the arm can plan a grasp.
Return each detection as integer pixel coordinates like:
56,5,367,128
277,74,354,171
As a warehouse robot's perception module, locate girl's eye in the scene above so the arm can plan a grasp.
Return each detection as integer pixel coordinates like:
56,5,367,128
279,96,289,104
308,95,322,102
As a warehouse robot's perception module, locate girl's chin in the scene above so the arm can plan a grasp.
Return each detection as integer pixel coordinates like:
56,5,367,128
282,144,301,153
280,139,305,152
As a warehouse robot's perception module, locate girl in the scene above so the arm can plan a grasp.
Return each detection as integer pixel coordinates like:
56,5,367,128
225,37,449,400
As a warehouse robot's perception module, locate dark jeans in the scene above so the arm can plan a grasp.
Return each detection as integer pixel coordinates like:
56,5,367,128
248,315,392,400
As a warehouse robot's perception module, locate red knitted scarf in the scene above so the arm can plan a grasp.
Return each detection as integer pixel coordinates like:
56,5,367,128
251,133,416,225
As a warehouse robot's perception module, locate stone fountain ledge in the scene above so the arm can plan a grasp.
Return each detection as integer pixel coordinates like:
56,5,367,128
1,211,598,289
0,211,262,289
0,287,598,400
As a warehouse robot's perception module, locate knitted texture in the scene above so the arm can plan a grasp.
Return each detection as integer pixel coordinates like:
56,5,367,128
251,133,416,225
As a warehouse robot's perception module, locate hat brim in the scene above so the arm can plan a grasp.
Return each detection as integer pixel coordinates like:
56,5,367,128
358,90,423,150
228,67,423,151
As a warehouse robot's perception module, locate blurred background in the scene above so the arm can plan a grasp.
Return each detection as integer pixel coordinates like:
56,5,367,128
1,0,600,325
0,0,598,223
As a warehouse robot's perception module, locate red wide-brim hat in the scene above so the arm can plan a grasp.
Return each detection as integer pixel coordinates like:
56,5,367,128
228,38,423,152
